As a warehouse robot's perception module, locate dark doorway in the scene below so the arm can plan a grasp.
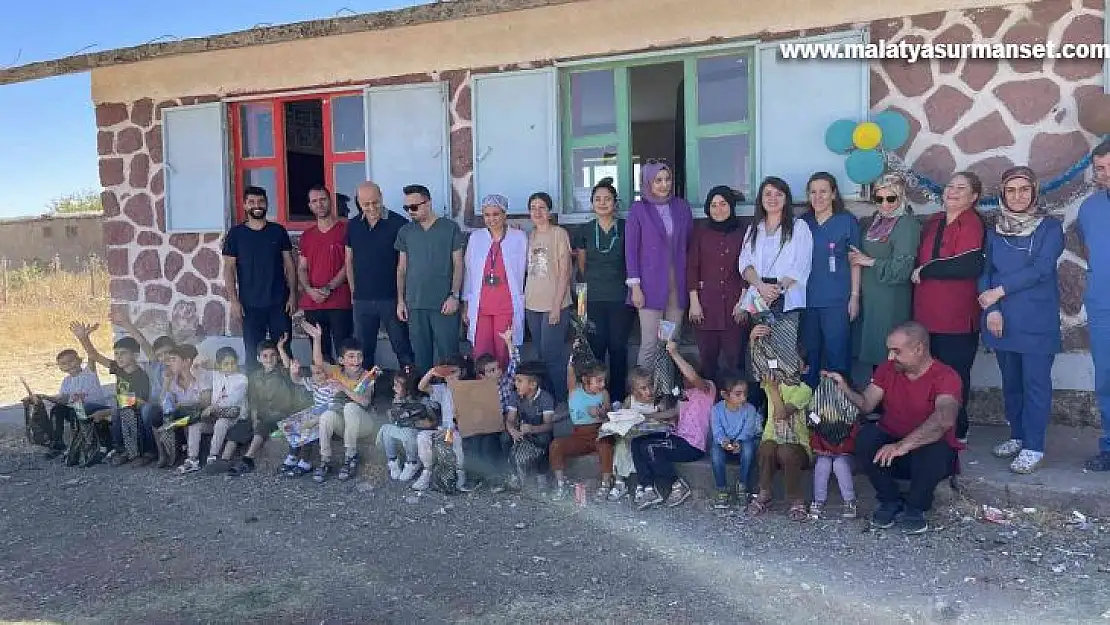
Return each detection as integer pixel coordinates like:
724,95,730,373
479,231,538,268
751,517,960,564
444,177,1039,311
283,99,326,222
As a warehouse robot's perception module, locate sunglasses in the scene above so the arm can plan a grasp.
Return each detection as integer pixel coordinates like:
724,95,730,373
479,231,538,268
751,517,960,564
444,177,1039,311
874,195,899,204
402,200,428,213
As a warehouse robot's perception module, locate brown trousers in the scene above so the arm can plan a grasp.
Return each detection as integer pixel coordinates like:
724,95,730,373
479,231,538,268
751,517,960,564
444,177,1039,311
757,440,809,502
549,423,615,473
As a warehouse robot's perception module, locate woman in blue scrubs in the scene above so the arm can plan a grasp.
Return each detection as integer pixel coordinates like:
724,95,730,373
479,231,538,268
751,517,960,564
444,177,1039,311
800,172,861,388
979,166,1064,474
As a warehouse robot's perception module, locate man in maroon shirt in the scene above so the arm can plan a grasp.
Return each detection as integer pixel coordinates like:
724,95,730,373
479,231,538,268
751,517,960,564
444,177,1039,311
298,185,353,361
824,321,962,535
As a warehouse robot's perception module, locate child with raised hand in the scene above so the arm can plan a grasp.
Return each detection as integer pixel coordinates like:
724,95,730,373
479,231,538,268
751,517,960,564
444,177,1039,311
549,345,614,502
471,327,518,493
710,373,762,508
630,341,715,510
270,334,332,477
26,348,112,458
608,367,677,504
415,355,468,492
377,369,425,482
505,361,556,492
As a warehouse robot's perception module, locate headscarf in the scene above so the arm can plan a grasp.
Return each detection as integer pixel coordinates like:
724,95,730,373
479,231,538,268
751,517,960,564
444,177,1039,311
703,186,740,233
866,173,909,242
996,166,1043,237
480,194,509,213
641,162,673,204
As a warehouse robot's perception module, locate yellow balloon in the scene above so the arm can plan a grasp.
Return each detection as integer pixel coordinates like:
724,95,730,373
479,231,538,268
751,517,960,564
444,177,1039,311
852,122,882,150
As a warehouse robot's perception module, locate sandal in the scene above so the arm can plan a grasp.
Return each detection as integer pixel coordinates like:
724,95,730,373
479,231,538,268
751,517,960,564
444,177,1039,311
745,496,771,516
788,502,808,522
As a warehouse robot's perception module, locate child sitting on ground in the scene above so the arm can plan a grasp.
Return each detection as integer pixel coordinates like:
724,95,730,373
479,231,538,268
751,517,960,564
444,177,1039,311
807,370,860,520
377,370,427,482
268,333,331,477
197,347,250,469
746,324,814,522
415,355,468,492
468,327,518,492
113,309,176,455
505,361,556,493
710,374,762,508
156,344,213,472
24,348,111,458
630,341,715,510
549,348,614,502
607,367,678,504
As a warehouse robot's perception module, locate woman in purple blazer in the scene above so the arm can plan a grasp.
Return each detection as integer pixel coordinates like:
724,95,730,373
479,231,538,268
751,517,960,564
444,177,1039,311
625,161,694,365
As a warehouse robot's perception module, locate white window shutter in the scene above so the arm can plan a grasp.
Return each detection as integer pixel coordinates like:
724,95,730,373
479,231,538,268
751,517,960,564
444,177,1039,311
162,102,230,232
365,83,451,218
472,69,560,214
756,31,869,199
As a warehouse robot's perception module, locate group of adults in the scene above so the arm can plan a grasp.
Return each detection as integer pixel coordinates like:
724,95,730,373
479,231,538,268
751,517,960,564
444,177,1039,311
220,138,1110,487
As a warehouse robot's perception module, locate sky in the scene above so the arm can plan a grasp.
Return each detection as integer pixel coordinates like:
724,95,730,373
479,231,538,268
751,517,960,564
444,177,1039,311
0,0,429,219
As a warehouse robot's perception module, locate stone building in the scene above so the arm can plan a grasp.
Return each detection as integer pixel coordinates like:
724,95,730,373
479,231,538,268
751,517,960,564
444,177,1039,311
0,0,1104,418
0,211,105,272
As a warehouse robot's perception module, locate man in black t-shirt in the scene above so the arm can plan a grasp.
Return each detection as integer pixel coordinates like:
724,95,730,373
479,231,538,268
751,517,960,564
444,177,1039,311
222,186,297,369
70,322,154,465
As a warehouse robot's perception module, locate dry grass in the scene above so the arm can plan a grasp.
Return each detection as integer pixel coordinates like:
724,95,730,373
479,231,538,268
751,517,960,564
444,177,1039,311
0,266,113,405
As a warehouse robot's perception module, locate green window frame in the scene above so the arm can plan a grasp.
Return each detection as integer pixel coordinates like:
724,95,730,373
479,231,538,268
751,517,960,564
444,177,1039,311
560,46,756,216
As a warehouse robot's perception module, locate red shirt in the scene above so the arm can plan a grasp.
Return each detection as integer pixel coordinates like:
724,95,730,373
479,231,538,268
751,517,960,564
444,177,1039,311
298,220,352,310
913,210,984,334
686,224,748,331
478,241,513,315
872,359,964,451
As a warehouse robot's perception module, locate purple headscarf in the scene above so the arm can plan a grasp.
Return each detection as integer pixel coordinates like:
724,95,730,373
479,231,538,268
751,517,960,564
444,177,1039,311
641,162,673,204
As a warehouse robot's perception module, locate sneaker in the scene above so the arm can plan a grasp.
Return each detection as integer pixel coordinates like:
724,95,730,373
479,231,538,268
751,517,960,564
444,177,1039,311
712,490,731,510
107,450,129,467
337,454,360,481
551,481,569,502
283,463,311,477
205,455,219,467
594,482,611,503
131,454,155,467
387,459,403,480
1085,451,1110,472
871,501,903,529
664,479,691,508
178,458,201,474
841,500,858,519
398,462,421,481
458,478,482,493
734,482,749,505
506,474,522,491
412,469,432,491
637,486,664,511
632,485,647,505
808,501,824,520
313,463,331,484
1009,449,1043,474
992,438,1023,459
607,480,628,502
229,458,256,475
899,508,929,535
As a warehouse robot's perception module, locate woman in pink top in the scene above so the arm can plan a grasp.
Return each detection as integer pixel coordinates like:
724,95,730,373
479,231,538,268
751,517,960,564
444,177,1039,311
630,340,714,510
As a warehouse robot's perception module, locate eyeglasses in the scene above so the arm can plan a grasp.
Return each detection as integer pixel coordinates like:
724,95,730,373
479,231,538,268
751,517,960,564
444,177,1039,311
874,195,899,204
402,200,428,213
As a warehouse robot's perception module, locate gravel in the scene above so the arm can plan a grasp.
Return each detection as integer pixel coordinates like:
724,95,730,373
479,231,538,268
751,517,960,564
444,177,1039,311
1,430,1109,624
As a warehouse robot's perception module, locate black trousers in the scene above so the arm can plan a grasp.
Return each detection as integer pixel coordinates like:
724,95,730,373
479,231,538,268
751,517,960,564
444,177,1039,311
462,433,508,480
854,422,954,513
243,304,292,370
303,308,354,362
353,299,415,369
585,301,634,402
930,332,978,439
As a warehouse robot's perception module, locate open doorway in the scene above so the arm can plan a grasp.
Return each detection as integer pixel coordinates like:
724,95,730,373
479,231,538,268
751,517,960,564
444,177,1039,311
628,61,686,201
283,99,325,222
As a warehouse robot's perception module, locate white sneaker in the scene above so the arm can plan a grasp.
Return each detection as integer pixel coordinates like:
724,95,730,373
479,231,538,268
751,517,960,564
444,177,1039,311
387,459,402,480
178,458,201,474
398,462,420,481
992,439,1023,459
412,469,432,491
632,485,647,505
607,480,629,502
1010,449,1044,474
205,455,218,466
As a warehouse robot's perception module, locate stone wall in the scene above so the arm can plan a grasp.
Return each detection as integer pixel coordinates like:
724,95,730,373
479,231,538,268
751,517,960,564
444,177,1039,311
870,0,1104,351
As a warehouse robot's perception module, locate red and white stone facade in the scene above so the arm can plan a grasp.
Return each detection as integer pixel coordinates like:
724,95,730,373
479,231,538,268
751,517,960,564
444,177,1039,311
98,0,1101,356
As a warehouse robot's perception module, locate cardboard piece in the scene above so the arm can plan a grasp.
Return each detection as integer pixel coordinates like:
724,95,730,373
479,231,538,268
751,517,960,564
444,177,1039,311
447,377,504,436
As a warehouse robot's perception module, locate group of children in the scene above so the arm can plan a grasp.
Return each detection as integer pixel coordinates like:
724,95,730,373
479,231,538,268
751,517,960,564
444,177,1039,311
25,312,860,522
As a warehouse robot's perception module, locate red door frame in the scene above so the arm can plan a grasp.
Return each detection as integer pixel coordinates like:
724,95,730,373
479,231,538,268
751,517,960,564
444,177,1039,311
229,90,365,232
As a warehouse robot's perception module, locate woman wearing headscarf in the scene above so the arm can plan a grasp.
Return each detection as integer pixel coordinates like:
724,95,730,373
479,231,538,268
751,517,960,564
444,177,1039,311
912,171,986,444
461,194,528,370
625,162,695,365
978,166,1064,474
848,174,922,371
687,186,749,382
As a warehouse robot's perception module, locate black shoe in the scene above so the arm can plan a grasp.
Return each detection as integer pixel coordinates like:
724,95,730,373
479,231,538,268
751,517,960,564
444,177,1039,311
1085,451,1110,472
899,509,929,535
337,454,359,481
870,501,903,529
458,478,482,493
204,459,232,475
229,457,255,475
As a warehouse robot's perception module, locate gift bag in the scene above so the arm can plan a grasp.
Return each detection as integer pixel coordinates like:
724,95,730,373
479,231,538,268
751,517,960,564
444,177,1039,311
431,429,459,494
748,312,802,384
807,376,860,446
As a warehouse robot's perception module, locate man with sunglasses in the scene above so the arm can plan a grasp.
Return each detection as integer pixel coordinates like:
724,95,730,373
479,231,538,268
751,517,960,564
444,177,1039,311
394,184,465,376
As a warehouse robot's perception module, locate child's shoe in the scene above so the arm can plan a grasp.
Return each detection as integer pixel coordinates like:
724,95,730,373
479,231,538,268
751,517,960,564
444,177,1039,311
551,480,569,502
387,459,402,480
841,500,858,519
178,458,201,474
636,486,663,510
412,469,432,491
713,490,731,510
594,480,612,503
229,457,255,475
632,485,647,505
205,455,219,467
313,463,331,484
808,501,824,520
663,479,691,508
606,480,628,502
338,454,360,481
398,462,421,481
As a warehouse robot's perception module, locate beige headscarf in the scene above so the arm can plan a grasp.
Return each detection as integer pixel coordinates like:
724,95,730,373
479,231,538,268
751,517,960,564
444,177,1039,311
866,173,909,241
996,166,1043,237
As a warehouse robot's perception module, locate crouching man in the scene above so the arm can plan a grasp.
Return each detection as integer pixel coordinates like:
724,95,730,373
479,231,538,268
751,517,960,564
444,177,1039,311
823,321,964,535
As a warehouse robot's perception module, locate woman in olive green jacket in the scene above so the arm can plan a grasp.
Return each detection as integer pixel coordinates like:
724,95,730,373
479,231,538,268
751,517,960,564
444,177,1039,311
848,174,922,369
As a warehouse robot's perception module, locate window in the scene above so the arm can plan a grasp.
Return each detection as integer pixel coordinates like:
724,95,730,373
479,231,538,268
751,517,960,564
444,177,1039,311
562,51,754,214
230,92,365,228
66,225,78,238
163,102,229,233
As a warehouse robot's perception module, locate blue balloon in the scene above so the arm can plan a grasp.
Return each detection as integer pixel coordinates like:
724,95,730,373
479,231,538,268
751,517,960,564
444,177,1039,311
845,149,885,184
824,119,857,155
873,110,911,150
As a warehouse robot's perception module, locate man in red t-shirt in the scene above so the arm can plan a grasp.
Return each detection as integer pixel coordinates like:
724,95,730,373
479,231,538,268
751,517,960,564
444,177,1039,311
298,185,353,361
824,321,962,535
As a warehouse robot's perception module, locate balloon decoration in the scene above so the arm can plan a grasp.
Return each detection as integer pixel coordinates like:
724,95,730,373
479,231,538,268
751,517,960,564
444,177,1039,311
824,109,911,185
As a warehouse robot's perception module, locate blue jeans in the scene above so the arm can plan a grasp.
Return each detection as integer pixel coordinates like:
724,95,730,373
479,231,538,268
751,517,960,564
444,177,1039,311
997,351,1055,453
802,306,852,388
710,439,757,490
1090,309,1110,453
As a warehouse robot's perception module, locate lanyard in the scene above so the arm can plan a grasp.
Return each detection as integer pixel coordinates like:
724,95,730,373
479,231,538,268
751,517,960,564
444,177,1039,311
594,221,618,254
